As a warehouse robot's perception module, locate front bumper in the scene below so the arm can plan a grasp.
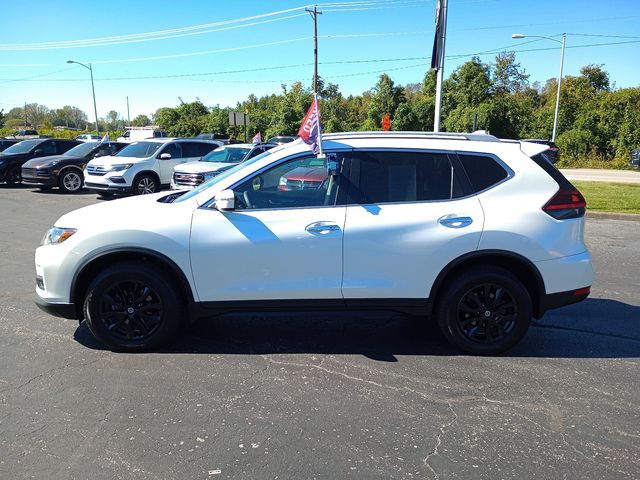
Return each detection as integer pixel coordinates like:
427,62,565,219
84,181,132,193
22,170,57,187
34,295,78,320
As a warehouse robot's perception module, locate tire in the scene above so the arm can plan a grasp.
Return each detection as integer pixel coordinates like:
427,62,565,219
83,262,183,352
5,165,21,185
58,168,84,193
436,266,532,355
133,173,159,195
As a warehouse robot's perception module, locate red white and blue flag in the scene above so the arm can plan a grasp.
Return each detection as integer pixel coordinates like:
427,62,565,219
252,131,262,144
298,96,322,155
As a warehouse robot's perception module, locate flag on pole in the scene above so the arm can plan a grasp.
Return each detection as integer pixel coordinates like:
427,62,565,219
430,0,445,71
252,131,262,144
298,95,322,155
101,133,110,143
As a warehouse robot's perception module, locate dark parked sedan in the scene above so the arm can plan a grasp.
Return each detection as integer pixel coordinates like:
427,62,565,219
0,138,19,152
0,138,81,185
630,149,640,168
21,141,127,193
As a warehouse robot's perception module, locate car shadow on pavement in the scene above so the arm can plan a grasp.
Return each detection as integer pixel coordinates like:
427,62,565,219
73,298,640,360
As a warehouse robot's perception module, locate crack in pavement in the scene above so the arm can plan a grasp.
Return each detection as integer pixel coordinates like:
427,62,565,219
0,358,101,394
423,401,458,480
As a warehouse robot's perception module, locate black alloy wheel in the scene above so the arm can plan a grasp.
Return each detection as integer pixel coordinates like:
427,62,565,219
134,174,158,195
59,169,83,193
83,262,182,351
5,165,21,185
436,266,532,355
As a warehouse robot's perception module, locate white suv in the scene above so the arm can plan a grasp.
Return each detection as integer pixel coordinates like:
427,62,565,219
35,132,593,354
83,138,221,195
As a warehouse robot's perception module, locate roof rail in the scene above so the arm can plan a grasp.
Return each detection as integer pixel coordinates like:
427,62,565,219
321,131,500,142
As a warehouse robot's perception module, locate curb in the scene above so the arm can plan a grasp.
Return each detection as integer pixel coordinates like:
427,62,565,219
586,210,640,221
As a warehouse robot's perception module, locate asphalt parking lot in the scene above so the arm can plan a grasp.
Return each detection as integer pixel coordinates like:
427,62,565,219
1,185,639,480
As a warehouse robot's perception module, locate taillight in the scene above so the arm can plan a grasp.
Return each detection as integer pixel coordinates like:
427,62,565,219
542,188,586,219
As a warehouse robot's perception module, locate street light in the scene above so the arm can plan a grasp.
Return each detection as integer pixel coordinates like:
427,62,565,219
66,60,99,135
512,33,566,142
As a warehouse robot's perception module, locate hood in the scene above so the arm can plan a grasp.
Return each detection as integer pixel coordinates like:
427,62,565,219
22,154,69,168
54,190,196,231
174,160,237,174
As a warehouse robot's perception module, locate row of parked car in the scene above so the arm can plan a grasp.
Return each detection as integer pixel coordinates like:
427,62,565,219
0,134,297,195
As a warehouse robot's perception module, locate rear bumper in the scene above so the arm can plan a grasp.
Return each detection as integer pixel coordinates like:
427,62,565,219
541,286,590,313
34,295,78,320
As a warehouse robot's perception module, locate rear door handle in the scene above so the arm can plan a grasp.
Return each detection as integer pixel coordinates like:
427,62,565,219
438,215,473,228
306,222,341,234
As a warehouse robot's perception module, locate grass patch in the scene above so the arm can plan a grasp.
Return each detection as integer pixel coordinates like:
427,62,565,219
573,181,640,214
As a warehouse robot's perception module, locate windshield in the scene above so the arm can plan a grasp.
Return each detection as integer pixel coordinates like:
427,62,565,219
2,140,40,154
201,146,250,164
116,141,162,158
175,149,273,203
65,142,99,157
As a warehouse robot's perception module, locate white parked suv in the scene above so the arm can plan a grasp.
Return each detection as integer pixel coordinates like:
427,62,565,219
35,132,593,354
171,143,276,190
84,138,221,195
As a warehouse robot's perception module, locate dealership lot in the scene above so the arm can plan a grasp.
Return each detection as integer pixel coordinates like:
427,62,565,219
0,186,638,479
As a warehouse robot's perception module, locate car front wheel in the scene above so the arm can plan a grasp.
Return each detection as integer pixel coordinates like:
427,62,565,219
83,262,183,351
133,174,159,195
59,169,83,193
436,266,532,355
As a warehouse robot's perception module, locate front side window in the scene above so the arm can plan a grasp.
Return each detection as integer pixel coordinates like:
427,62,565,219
40,141,56,155
160,143,182,159
350,151,463,204
232,155,337,210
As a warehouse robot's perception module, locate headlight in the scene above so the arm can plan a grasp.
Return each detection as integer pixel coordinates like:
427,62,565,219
40,160,60,168
42,227,77,245
109,163,133,172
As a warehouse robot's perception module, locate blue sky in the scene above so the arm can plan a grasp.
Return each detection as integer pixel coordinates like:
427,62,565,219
1,0,639,122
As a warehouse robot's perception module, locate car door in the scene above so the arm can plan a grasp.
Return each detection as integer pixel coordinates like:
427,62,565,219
190,152,348,302
157,142,183,183
341,149,484,301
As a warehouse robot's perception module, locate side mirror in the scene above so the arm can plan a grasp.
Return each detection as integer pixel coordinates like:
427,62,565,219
214,189,235,211
159,153,172,160
34,149,44,156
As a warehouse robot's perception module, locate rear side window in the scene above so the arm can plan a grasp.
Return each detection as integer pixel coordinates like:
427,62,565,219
457,154,508,193
350,151,464,204
181,142,217,157
57,141,78,154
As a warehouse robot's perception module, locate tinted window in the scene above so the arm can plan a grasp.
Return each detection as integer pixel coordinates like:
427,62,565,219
2,140,41,154
56,141,79,154
65,142,97,157
351,151,462,204
232,155,336,210
458,154,508,193
39,141,56,155
161,142,182,159
182,142,218,158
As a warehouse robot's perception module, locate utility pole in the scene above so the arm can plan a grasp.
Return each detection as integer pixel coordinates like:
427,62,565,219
126,96,131,126
306,5,322,95
24,101,27,127
433,0,448,132
551,33,566,142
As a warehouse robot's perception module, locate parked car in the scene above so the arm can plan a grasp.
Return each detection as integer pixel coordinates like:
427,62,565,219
75,134,102,143
0,138,81,184
0,138,19,152
35,131,593,355
83,138,221,196
521,139,559,163
267,136,296,145
117,127,168,143
21,141,127,193
171,143,276,190
8,129,39,140
196,133,230,142
278,156,328,191
629,149,640,168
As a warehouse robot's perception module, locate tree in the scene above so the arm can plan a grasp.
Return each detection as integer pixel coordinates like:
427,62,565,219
131,114,151,127
493,52,529,95
580,65,610,93
365,74,405,129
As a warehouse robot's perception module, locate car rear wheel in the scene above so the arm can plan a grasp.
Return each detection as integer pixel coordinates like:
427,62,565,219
58,169,83,193
83,262,183,351
436,266,532,355
134,174,159,195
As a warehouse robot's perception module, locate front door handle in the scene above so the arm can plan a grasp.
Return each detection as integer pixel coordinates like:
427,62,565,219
438,215,473,228
306,222,341,234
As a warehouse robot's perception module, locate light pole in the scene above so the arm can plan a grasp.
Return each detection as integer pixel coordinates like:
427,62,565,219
512,33,566,142
67,60,99,134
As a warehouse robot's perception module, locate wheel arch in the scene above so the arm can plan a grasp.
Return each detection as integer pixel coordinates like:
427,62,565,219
71,247,195,319
428,250,547,319
133,170,161,185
